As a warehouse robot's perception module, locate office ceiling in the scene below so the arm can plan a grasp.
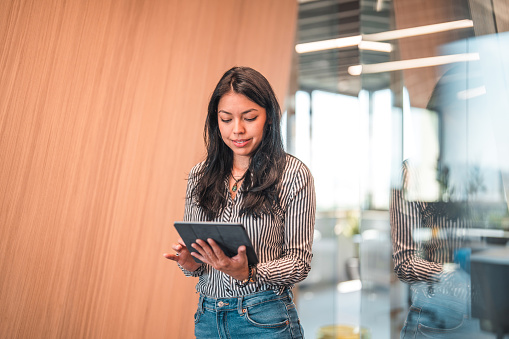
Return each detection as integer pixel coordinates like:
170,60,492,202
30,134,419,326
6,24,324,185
297,0,392,96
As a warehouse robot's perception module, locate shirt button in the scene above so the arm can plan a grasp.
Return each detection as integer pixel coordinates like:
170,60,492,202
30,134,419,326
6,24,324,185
218,301,224,307
226,288,231,293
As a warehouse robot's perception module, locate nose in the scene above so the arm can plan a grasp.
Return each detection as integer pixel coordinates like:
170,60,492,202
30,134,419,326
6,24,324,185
233,118,245,134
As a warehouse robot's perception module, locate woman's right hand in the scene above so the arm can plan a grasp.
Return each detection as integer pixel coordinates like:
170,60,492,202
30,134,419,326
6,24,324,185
164,238,202,272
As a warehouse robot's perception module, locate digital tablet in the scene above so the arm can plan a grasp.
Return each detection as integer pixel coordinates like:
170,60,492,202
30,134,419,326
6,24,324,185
174,221,258,265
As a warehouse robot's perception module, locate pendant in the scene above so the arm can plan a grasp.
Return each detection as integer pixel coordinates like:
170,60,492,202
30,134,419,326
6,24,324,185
232,184,238,192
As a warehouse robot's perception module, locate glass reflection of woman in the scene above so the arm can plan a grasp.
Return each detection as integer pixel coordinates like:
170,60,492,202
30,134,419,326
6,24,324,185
390,65,486,339
164,67,316,339
391,160,475,339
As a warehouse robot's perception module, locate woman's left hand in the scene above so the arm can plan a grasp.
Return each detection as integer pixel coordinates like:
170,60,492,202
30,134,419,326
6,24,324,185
191,238,249,281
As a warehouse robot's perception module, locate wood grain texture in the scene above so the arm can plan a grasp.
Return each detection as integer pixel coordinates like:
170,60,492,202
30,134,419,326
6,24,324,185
0,0,297,338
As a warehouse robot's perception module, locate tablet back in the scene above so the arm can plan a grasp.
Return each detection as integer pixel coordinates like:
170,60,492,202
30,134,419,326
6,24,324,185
174,221,258,265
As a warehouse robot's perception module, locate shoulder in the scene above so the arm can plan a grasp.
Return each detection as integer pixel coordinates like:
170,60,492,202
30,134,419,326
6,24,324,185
284,154,313,179
187,161,206,184
189,161,205,175
277,155,315,205
281,154,314,193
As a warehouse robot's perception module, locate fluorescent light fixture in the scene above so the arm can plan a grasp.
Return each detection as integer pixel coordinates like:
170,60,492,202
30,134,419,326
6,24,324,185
348,53,480,75
295,36,392,54
363,19,473,41
348,65,363,76
295,19,473,54
358,40,393,53
296,35,361,53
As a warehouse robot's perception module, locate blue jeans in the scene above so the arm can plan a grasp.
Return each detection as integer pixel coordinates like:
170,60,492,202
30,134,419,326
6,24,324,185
401,269,480,339
194,289,305,339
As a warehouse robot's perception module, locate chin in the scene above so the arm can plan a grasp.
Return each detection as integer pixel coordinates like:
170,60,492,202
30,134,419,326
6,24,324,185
233,150,251,157
231,148,253,157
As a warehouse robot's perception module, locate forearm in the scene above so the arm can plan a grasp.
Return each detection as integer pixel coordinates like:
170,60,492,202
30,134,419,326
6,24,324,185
394,256,443,283
255,250,311,286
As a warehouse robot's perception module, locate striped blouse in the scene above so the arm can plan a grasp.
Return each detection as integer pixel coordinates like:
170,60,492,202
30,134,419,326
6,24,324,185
179,154,316,298
390,160,472,283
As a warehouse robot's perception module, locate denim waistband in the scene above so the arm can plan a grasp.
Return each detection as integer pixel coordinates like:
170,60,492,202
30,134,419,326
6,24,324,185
198,289,293,314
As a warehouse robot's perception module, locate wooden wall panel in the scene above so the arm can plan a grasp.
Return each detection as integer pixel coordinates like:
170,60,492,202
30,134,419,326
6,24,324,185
0,0,297,338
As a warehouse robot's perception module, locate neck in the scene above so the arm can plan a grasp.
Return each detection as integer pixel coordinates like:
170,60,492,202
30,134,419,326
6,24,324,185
232,156,250,176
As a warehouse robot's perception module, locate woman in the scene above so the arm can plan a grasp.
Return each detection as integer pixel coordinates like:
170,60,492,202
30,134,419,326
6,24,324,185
164,66,316,339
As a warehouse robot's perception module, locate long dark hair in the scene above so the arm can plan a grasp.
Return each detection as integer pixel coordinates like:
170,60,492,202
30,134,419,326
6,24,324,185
192,66,287,219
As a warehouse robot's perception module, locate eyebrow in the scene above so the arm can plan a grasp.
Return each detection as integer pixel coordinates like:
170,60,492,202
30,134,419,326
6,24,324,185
217,108,258,115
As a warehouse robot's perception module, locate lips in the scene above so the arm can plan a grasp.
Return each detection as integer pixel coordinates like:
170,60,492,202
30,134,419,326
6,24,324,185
232,139,250,147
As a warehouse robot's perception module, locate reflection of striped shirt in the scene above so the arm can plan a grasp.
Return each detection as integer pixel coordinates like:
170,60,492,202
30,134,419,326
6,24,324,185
390,161,471,283
179,154,316,298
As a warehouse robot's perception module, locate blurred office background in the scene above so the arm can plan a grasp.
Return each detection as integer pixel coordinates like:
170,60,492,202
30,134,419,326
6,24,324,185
1,0,508,338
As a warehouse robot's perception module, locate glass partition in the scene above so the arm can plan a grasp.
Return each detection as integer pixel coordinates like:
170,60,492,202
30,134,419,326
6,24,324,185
293,1,509,338
358,1,509,338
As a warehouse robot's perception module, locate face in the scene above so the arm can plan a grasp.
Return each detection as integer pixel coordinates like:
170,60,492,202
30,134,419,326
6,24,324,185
217,91,267,163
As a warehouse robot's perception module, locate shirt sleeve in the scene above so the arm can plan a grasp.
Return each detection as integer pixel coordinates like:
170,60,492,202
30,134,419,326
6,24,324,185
178,164,205,278
255,164,316,286
179,263,204,277
390,162,443,283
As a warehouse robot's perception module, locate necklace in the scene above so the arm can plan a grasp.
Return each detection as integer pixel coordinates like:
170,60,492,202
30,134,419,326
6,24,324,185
231,172,246,193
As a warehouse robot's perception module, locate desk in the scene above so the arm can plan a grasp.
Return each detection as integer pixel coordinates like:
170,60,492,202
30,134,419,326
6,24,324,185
471,246,509,339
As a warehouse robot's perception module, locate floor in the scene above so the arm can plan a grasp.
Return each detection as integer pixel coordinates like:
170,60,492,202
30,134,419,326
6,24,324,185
298,283,364,339
297,282,509,339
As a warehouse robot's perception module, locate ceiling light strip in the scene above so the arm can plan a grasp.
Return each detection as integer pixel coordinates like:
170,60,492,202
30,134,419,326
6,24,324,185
348,53,480,75
363,19,473,42
295,35,362,53
295,19,473,54
358,41,393,53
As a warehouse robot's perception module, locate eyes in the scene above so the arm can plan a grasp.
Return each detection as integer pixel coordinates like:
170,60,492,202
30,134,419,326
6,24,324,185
219,116,258,123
